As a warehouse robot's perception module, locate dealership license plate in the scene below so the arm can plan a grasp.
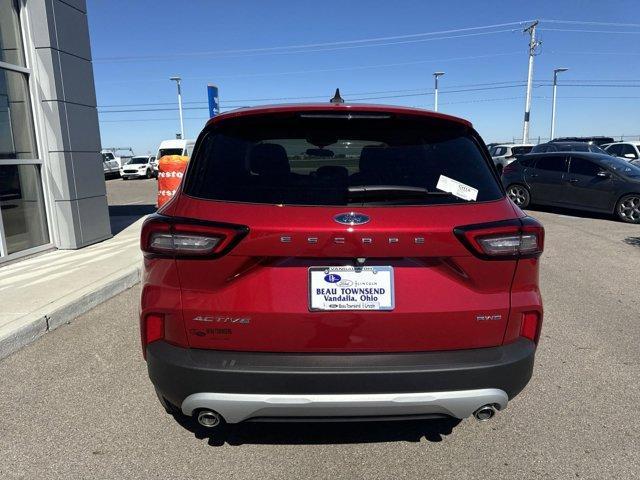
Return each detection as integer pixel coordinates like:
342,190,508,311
308,266,394,311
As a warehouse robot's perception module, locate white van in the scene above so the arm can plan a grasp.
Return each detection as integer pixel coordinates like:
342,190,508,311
155,139,195,160
153,139,195,174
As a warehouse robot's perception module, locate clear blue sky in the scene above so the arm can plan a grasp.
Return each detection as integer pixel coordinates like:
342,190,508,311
88,0,640,154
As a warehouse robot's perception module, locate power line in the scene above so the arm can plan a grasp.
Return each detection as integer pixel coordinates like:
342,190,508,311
97,81,529,109
98,84,533,113
94,21,532,62
96,52,522,85
539,28,640,34
92,19,640,64
540,19,640,28
95,79,640,109
97,82,640,114
550,50,640,56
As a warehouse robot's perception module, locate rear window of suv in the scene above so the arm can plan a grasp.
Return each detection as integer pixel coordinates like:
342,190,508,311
183,112,503,206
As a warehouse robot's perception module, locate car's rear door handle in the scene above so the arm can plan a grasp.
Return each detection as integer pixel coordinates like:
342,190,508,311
567,178,579,183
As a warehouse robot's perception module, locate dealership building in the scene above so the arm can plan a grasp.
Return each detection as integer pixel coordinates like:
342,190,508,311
0,0,110,264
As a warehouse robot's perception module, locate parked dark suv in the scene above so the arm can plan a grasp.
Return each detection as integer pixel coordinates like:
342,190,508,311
140,103,544,430
502,152,640,223
531,141,607,154
552,136,615,147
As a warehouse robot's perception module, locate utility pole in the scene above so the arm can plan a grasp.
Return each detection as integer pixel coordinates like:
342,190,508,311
550,67,568,140
522,21,540,144
170,76,185,139
433,71,445,111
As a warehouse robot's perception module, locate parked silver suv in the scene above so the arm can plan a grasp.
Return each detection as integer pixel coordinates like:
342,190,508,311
489,144,533,174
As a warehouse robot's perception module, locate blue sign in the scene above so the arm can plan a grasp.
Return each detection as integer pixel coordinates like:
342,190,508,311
324,274,342,283
207,84,219,118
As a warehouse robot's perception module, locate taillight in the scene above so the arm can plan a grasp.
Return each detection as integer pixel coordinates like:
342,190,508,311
521,311,541,343
502,162,518,175
454,217,544,260
141,313,164,358
140,214,249,258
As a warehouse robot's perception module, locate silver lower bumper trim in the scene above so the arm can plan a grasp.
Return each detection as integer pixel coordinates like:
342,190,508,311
181,388,508,424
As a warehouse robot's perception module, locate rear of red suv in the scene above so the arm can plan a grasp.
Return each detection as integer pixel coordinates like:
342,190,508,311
140,103,543,428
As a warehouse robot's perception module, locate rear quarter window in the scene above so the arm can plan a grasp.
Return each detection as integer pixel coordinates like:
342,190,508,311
184,112,503,206
535,156,567,172
519,156,537,167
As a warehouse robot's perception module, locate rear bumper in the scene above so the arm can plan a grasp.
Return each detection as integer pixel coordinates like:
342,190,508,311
147,338,536,422
181,389,508,423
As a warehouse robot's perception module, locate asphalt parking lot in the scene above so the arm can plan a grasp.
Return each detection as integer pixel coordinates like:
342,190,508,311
1,180,639,479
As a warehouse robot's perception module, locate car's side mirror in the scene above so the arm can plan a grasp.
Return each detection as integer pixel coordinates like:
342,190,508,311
596,170,611,178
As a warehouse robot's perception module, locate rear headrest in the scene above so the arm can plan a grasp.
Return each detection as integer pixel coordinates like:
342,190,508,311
249,143,290,176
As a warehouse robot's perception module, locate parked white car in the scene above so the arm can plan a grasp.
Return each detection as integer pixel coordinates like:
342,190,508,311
120,156,156,180
602,142,640,161
490,144,534,173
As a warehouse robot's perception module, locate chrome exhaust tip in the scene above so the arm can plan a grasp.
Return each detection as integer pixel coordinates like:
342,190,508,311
196,410,222,428
473,405,497,421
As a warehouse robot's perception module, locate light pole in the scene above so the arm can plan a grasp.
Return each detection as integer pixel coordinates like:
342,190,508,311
522,21,540,144
170,76,184,139
550,67,568,141
433,71,445,112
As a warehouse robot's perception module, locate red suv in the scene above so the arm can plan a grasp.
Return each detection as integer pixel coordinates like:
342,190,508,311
140,103,544,429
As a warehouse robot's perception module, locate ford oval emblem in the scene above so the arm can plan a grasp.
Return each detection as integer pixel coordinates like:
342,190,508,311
333,212,370,226
324,274,342,283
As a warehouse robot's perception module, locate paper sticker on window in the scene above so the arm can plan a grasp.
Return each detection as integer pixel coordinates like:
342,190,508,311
436,175,478,201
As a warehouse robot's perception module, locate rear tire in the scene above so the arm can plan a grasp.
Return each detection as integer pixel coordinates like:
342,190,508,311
616,194,640,223
507,184,530,208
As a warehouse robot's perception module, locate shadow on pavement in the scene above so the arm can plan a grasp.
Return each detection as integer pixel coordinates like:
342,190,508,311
526,204,615,222
172,414,462,446
623,237,640,248
109,204,156,235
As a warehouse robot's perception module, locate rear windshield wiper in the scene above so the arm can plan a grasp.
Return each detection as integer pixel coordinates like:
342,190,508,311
348,185,457,200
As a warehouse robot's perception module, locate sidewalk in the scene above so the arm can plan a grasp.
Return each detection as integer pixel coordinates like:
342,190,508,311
0,216,145,360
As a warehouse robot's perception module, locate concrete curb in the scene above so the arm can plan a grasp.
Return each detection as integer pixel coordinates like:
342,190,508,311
0,265,141,361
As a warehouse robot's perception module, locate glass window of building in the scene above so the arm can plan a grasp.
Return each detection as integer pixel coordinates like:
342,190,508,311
0,0,50,259
0,0,26,66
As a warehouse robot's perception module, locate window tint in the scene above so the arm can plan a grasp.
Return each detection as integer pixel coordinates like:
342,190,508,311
512,146,532,155
535,156,567,172
158,148,183,158
184,114,503,206
620,144,639,159
519,156,536,167
569,144,589,152
492,146,507,156
601,156,640,178
606,144,622,156
570,157,601,176
587,144,607,154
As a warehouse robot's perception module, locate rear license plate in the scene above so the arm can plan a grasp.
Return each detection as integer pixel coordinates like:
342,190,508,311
308,266,394,311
